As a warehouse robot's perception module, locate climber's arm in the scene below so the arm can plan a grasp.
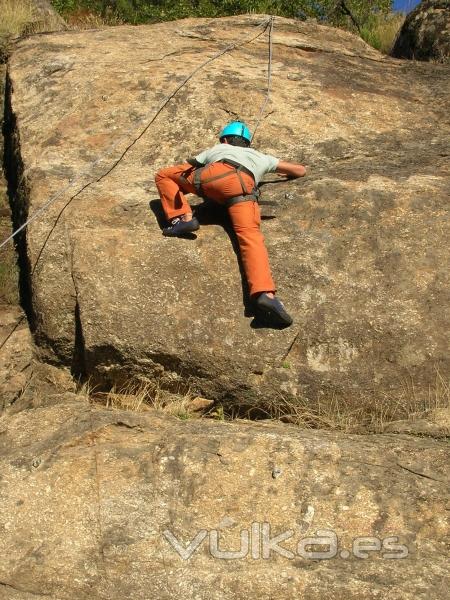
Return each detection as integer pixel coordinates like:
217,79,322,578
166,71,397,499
276,160,306,179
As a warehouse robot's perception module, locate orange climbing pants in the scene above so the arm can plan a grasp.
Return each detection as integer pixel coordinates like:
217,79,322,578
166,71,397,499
155,162,276,296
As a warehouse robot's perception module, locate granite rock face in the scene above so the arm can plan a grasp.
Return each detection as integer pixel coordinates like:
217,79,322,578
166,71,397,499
4,15,450,409
391,0,450,61
0,397,448,599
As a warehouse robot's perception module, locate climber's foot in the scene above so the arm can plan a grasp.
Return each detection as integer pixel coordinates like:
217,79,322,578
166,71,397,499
255,293,293,328
163,216,200,237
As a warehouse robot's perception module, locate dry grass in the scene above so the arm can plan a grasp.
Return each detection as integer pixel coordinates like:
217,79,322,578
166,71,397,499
0,0,35,38
231,368,450,434
88,376,211,421
84,368,449,435
64,10,123,29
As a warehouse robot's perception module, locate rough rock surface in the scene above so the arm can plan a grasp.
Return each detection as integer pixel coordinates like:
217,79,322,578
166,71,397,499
0,306,32,409
0,397,448,599
391,0,450,61
0,304,78,411
4,15,450,409
382,407,450,437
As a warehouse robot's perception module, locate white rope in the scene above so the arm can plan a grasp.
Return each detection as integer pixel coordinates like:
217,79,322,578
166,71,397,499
251,15,274,142
0,17,274,251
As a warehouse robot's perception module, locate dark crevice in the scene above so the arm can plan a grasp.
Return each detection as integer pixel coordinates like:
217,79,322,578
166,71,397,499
2,69,36,331
71,300,87,381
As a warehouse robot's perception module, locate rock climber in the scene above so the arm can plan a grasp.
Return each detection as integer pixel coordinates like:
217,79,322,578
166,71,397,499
154,121,306,327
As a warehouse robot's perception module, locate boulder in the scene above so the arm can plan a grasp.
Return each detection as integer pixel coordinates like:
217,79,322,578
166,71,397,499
0,398,448,598
4,15,450,411
391,0,450,61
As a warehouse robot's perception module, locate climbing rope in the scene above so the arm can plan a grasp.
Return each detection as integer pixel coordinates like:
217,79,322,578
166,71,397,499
251,15,274,142
0,16,275,251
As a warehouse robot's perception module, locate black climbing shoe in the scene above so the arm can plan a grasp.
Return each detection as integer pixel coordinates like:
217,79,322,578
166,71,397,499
255,293,293,327
162,216,200,237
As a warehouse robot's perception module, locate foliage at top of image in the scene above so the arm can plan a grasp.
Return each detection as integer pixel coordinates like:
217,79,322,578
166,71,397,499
49,0,403,53
50,0,393,29
49,0,402,53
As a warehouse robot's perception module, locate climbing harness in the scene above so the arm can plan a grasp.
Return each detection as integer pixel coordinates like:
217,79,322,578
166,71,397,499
180,158,260,207
0,16,275,251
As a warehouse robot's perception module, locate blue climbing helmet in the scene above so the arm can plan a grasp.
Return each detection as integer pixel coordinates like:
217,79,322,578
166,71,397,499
219,121,252,144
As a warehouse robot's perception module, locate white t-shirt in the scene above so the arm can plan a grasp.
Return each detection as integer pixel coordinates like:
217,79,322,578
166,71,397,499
194,144,279,185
